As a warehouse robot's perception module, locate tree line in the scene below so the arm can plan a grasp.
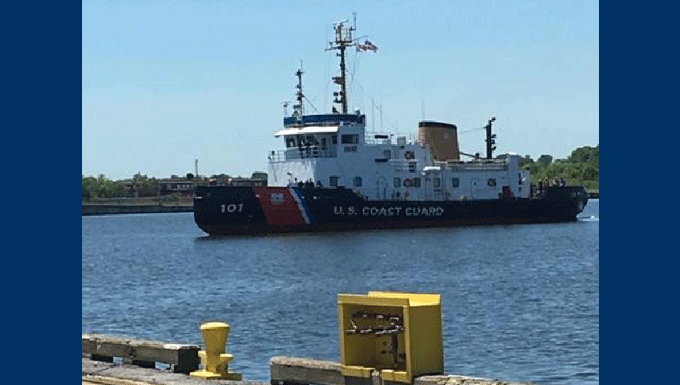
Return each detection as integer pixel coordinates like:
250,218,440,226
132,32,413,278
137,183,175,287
513,145,599,190
82,145,598,200
82,172,267,200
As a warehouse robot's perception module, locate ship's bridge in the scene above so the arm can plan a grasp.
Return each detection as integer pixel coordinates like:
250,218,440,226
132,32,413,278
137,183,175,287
282,113,365,128
270,113,367,162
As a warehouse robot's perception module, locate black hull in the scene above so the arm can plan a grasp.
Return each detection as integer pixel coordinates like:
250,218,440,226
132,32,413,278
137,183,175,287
193,185,588,236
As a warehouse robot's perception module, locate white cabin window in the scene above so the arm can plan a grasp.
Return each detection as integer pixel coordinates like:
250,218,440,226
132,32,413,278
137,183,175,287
394,177,401,188
354,177,362,187
332,135,338,144
329,176,339,187
452,178,460,188
413,177,421,188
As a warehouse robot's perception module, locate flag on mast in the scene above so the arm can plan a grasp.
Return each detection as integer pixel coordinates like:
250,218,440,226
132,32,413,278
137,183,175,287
357,40,378,52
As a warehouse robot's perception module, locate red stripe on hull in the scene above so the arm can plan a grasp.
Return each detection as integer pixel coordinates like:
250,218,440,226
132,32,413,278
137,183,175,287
253,187,306,226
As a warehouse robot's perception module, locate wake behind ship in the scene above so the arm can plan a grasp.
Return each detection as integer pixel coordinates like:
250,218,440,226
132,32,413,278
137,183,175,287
193,18,588,236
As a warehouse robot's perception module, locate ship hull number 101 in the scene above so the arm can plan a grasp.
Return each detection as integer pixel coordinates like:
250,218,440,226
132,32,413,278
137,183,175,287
221,203,244,213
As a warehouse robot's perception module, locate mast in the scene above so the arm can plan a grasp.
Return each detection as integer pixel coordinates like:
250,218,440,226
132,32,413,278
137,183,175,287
485,117,496,159
293,67,305,117
326,19,355,114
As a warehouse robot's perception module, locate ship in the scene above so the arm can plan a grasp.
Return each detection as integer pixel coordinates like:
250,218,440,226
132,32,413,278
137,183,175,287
193,18,588,236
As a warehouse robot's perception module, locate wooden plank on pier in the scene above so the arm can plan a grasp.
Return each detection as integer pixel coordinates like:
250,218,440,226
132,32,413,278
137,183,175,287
270,357,535,385
82,357,269,385
271,356,344,385
415,375,534,385
82,334,200,374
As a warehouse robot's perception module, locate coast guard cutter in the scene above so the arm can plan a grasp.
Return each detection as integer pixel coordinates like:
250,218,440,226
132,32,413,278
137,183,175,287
193,18,588,235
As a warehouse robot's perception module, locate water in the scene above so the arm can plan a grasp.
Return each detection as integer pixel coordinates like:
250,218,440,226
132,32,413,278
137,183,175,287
82,199,598,384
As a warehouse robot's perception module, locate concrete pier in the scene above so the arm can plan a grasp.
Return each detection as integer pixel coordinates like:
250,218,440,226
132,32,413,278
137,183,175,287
82,334,535,385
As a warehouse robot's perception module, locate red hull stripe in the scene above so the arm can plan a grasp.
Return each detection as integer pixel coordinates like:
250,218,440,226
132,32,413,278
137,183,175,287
253,187,307,226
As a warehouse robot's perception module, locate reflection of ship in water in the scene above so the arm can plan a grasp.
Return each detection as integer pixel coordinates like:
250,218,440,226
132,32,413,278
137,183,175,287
193,17,588,235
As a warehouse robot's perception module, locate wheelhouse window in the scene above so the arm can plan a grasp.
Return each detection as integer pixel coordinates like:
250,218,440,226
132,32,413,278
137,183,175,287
452,177,460,188
285,136,296,148
329,176,339,187
341,134,359,144
354,177,362,187
433,177,441,188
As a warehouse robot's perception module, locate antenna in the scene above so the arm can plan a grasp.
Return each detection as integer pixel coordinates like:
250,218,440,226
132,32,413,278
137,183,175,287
485,117,497,159
281,100,291,116
326,15,377,115
293,65,305,117
371,98,375,130
326,19,354,114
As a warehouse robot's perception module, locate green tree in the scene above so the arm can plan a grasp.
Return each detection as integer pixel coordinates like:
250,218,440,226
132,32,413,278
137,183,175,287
251,171,268,180
131,173,160,197
82,174,127,199
518,155,534,168
568,145,599,164
537,154,553,166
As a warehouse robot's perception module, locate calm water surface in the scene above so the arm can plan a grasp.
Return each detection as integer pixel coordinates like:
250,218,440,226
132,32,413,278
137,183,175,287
82,200,598,384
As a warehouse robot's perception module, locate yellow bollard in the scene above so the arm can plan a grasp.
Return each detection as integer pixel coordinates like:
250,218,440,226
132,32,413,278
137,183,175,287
190,322,243,380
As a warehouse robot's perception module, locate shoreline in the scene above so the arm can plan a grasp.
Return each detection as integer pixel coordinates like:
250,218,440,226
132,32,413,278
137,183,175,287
82,197,193,216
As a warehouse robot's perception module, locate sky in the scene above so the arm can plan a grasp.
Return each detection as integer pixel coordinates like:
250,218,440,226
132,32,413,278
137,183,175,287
82,0,599,180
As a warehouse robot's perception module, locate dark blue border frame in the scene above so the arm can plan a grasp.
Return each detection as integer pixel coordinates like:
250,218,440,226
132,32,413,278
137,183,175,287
600,2,677,384
8,1,677,382
8,1,81,378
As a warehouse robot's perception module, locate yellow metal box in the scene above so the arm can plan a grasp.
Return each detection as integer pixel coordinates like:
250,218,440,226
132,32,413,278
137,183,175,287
337,291,443,384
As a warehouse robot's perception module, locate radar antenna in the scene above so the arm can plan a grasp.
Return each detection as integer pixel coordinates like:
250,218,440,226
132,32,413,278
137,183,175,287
292,65,305,118
326,15,377,115
326,19,354,114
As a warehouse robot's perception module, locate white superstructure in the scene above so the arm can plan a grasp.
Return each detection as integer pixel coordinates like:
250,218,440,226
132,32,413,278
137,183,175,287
267,113,530,202
266,17,530,202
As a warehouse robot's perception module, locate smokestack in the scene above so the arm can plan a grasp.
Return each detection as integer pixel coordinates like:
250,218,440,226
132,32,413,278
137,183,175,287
417,121,460,161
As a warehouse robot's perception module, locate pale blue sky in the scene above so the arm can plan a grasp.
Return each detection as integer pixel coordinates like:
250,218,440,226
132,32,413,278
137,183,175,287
82,0,599,180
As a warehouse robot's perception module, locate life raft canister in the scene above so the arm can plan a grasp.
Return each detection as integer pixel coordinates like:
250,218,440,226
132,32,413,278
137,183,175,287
404,151,415,160
403,178,412,187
